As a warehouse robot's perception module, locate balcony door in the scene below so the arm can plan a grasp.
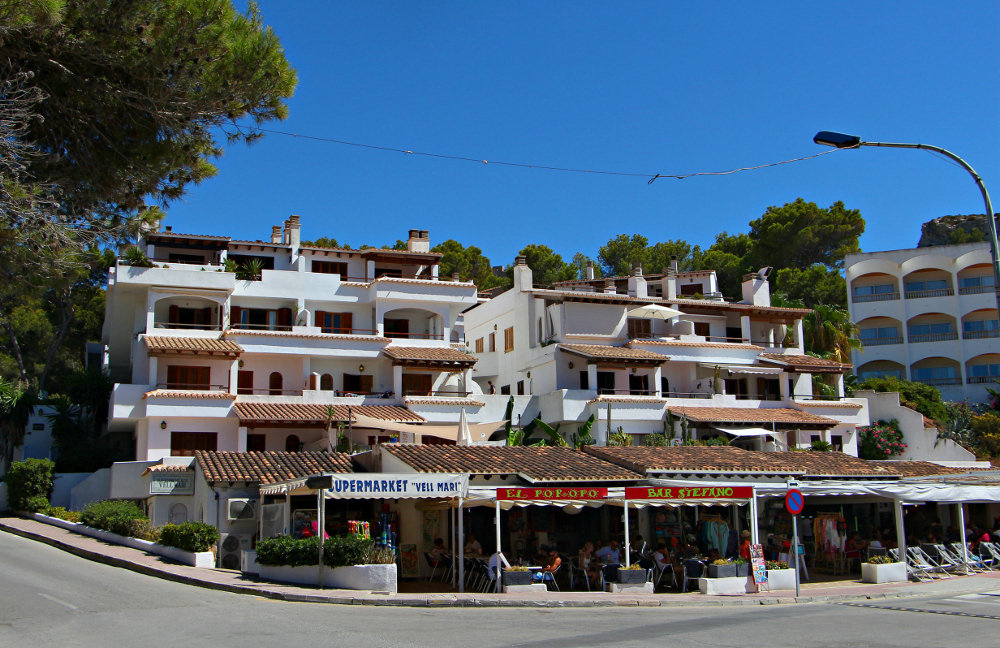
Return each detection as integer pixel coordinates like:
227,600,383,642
402,373,433,396
166,365,210,390
342,374,373,395
628,374,649,395
384,318,409,338
596,371,616,395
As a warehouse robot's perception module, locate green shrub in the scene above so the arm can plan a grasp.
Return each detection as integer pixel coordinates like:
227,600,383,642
80,499,148,537
854,376,948,424
868,555,896,564
159,522,219,553
766,560,789,570
43,506,80,523
362,544,397,565
323,535,374,568
255,535,320,567
128,519,162,543
6,458,56,511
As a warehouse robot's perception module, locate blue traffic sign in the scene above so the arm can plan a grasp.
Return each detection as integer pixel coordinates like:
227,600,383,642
785,489,804,515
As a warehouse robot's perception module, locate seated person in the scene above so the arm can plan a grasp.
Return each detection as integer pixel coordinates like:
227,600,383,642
652,542,671,571
594,540,621,564
631,534,647,559
429,537,447,562
543,547,562,574
707,548,721,563
464,533,482,556
579,542,600,586
488,550,508,580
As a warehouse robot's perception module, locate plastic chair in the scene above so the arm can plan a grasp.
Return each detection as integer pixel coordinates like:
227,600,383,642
567,558,591,591
681,560,704,593
424,553,443,581
907,547,951,579
541,562,561,591
598,564,619,591
979,542,1000,569
637,558,657,583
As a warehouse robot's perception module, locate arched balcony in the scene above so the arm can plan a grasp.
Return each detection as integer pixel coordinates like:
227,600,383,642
856,360,905,381
910,357,962,387
850,272,900,304
966,354,1000,385
903,269,953,300
906,313,958,344
380,307,445,340
153,296,222,331
957,264,995,296
961,309,999,340
856,317,903,347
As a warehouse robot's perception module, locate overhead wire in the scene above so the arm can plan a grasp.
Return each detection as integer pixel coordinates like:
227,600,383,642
232,123,846,184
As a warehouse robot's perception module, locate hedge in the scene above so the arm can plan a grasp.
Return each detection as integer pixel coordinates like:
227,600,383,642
6,458,56,512
159,522,219,553
80,500,149,537
255,535,376,568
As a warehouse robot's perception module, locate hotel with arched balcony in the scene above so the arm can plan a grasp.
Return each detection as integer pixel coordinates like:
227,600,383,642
845,241,999,403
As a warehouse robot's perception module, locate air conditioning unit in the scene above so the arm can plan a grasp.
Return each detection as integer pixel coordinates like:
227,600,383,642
218,533,251,570
227,498,259,521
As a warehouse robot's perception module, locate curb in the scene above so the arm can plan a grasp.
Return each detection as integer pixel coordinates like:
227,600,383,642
0,521,980,609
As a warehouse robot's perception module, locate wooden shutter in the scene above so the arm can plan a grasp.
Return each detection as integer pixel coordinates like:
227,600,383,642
198,366,210,388
694,322,711,337
202,307,212,328
359,375,374,393
230,306,242,329
237,370,254,395
315,310,328,332
277,307,292,329
167,365,179,388
168,305,179,327
247,434,266,452
338,312,353,334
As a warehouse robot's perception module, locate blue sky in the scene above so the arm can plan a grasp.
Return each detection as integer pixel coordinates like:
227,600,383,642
166,1,1000,268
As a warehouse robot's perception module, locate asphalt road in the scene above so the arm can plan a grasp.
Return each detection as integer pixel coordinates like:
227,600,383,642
1,530,997,648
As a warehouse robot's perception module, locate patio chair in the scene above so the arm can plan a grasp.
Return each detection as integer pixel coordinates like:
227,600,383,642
638,558,657,583
441,554,454,583
598,564,619,591
566,558,591,591
651,561,677,590
424,553,443,581
681,559,705,593
541,563,561,591
891,548,934,582
979,542,1000,569
867,546,887,561
946,543,992,573
931,544,968,574
907,547,952,579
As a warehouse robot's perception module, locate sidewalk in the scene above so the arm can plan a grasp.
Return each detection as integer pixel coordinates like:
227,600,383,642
3,514,998,608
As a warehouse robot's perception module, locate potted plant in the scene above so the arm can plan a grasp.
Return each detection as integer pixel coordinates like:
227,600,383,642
733,557,750,578
708,558,738,579
765,560,796,590
617,564,648,585
503,565,534,586
861,555,907,584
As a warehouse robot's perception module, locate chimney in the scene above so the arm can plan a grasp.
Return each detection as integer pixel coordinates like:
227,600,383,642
513,255,532,292
585,260,595,281
452,272,460,282
407,229,430,253
604,278,617,295
662,262,677,300
741,267,772,306
164,225,172,233
670,255,679,273
282,219,290,245
287,215,301,248
628,264,647,298
270,225,282,244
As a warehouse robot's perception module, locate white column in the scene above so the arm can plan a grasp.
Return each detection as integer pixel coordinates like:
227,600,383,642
794,319,805,353
653,366,663,396
458,498,465,593
958,504,969,573
894,499,907,564
229,359,239,396
237,426,248,452
740,315,752,344
301,356,311,392
495,500,502,593
779,372,790,400
148,356,158,388
834,373,845,398
393,365,403,400
366,259,375,281
587,364,598,392
750,489,759,545
461,368,471,396
623,499,631,568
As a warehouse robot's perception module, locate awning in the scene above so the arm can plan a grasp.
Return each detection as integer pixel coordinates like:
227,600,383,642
649,477,1000,503
351,412,505,442
725,366,783,376
713,426,777,437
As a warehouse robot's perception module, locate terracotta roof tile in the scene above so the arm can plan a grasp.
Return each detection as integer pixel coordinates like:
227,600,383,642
232,403,424,425
795,400,863,409
667,406,837,426
559,344,669,364
229,240,291,248
768,451,900,477
141,464,195,475
879,461,982,478
146,232,230,242
626,339,765,351
196,451,353,484
143,390,236,400
760,353,852,373
404,397,486,406
587,396,667,405
585,446,800,475
143,336,243,356
382,445,643,483
382,346,478,365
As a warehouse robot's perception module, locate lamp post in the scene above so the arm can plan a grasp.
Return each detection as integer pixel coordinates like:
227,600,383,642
813,131,1000,313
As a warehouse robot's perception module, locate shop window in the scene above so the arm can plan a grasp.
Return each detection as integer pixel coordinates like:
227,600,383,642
169,503,189,525
166,365,210,390
504,327,514,353
269,372,283,395
247,434,266,452
320,374,334,391
237,370,253,395
170,432,217,457
285,434,300,453
312,260,348,275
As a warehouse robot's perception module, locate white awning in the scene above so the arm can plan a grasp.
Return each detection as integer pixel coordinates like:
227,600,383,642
713,426,776,437
351,412,505,442
725,366,783,376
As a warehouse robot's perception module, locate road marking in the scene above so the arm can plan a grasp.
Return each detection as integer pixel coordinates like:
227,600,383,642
37,593,78,611
838,601,1000,621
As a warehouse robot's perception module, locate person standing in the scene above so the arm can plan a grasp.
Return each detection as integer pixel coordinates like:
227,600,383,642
488,380,496,395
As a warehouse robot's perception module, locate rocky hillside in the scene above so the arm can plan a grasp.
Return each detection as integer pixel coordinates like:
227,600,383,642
918,214,998,247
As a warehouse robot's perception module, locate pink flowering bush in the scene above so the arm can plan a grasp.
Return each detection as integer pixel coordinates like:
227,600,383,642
858,419,907,459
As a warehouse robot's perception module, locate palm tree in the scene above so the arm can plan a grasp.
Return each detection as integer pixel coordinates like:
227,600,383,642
0,379,38,478
803,304,861,364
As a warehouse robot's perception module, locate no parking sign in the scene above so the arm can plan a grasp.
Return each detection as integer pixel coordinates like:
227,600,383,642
785,488,804,515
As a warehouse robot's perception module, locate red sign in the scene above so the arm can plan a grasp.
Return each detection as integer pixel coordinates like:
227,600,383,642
785,488,804,515
624,486,754,500
496,487,608,501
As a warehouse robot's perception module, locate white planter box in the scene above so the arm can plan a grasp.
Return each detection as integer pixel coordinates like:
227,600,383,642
30,513,215,568
699,576,749,596
241,550,260,574
258,563,397,592
765,568,797,590
861,561,907,584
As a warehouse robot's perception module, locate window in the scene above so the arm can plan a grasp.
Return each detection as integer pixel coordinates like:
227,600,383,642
384,318,410,338
500,385,511,395
912,366,956,381
475,337,484,353
960,275,995,288
168,503,189,525
504,327,514,353
168,253,205,265
859,369,903,380
909,322,952,336
320,374,334,391
724,378,747,397
628,374,649,395
517,380,525,396
831,435,843,451
374,267,402,279
342,374,373,394
170,432,217,457
231,306,291,331
166,366,210,390
968,364,1000,378
627,318,651,339
285,434,300,453
596,371,615,395
269,372,283,395
853,284,895,296
316,311,353,334
247,434,266,452
168,305,214,330
312,260,348,276
693,322,711,337
679,283,703,296
580,371,589,390
660,376,669,395
905,279,948,292
402,373,432,396
757,378,780,400
726,327,743,342
964,319,1000,332
237,370,253,395
489,332,496,352
859,326,899,340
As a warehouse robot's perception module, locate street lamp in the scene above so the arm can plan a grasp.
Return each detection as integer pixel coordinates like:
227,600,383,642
814,131,1000,312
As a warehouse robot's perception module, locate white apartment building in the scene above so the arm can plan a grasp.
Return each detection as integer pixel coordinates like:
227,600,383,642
103,219,482,461
845,241,999,403
464,256,866,454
